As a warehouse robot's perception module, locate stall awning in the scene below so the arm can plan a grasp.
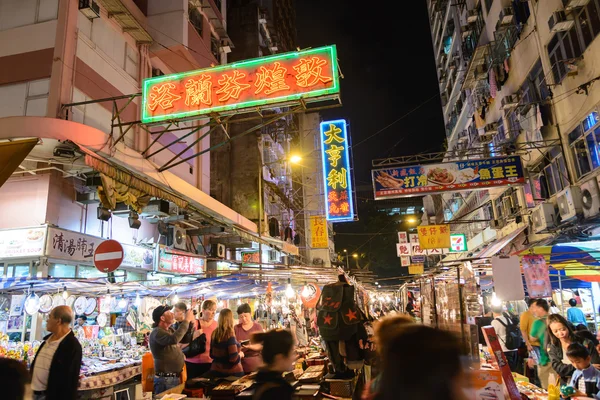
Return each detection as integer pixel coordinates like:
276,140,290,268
476,225,527,259
0,138,38,190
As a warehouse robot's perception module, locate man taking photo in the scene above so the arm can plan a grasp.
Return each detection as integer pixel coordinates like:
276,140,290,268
149,304,195,393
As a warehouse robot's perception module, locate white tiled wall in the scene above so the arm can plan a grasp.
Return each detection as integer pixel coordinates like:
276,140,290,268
0,78,49,118
0,0,58,31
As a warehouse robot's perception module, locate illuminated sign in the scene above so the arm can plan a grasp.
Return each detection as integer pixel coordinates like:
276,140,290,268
310,216,329,248
417,225,451,250
320,119,354,222
372,156,525,199
450,233,468,253
142,45,339,123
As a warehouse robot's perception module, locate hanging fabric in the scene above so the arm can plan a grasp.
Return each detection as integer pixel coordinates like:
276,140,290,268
475,109,486,129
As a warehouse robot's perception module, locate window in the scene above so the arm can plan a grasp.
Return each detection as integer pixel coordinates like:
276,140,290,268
520,60,549,103
7,265,30,278
211,35,220,61
48,264,76,278
569,110,600,179
77,266,106,279
530,146,569,198
189,8,203,38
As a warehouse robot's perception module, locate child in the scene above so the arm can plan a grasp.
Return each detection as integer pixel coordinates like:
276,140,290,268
565,342,600,399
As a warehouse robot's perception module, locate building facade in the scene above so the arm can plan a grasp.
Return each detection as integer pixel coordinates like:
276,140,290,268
425,0,600,257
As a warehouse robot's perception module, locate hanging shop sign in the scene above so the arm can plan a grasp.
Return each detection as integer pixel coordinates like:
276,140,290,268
417,225,451,250
309,216,329,248
408,264,424,275
401,256,410,267
142,45,339,124
157,245,205,275
93,240,124,273
121,244,154,270
450,233,468,253
397,243,411,257
46,227,98,262
0,227,46,259
398,231,408,243
372,156,525,199
522,255,552,298
492,256,525,301
320,119,355,222
241,251,260,267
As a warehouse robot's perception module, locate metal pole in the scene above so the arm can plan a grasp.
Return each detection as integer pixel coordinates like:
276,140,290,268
345,255,349,271
258,160,263,282
559,272,565,316
591,284,597,333
457,265,467,352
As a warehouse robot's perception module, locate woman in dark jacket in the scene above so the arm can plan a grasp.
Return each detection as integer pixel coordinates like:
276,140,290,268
251,329,295,400
547,314,600,384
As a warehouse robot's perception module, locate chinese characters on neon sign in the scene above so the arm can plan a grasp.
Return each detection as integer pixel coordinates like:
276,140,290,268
142,46,339,123
320,119,354,222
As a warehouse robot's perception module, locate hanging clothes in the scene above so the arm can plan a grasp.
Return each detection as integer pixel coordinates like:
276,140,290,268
536,105,544,132
504,58,510,73
475,109,486,129
284,227,293,242
489,68,498,99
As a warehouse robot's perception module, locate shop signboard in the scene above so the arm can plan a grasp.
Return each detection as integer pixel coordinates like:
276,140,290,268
417,225,451,250
450,233,468,253
157,245,205,275
46,227,99,262
309,216,329,248
409,233,419,244
320,119,355,222
396,243,411,257
241,251,260,267
408,264,424,275
398,231,408,243
400,256,410,267
522,255,552,298
142,45,339,124
372,156,525,199
121,244,154,270
0,227,46,259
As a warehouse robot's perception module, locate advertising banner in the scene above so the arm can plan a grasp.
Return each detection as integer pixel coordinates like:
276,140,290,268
522,255,552,298
417,225,451,250
142,45,339,123
310,216,329,248
0,227,46,259
157,245,205,274
372,156,525,199
408,264,424,275
320,119,354,222
492,256,525,301
241,251,260,267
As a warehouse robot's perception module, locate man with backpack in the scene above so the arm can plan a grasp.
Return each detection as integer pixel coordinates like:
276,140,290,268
491,304,522,372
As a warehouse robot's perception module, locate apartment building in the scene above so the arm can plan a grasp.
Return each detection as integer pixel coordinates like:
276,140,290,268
425,0,600,256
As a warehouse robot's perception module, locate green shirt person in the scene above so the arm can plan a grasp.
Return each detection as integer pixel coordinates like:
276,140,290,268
529,299,552,390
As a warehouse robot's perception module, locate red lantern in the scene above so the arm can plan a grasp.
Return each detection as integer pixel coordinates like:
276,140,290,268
301,283,321,308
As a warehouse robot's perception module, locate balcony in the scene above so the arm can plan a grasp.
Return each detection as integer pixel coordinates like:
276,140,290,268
98,0,152,43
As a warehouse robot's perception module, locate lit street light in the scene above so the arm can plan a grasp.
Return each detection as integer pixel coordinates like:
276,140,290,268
352,253,358,258
289,154,302,164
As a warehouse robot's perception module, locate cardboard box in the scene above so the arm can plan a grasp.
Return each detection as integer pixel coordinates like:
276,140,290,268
467,369,504,400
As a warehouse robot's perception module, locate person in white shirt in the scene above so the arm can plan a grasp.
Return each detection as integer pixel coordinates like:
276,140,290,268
490,304,520,372
30,305,82,400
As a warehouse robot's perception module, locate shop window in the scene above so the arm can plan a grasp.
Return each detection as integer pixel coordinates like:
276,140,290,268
77,266,106,279
530,147,569,198
48,264,76,278
569,111,600,179
6,264,29,278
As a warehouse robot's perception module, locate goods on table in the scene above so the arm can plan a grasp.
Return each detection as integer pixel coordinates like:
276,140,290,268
516,381,548,400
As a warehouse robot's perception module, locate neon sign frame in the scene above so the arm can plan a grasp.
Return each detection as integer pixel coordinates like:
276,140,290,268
142,45,339,124
320,119,354,222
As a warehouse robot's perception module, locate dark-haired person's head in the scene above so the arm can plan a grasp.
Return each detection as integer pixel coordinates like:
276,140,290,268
0,357,30,400
374,314,414,356
547,314,577,347
377,325,465,400
567,342,592,371
569,298,578,307
173,302,188,322
531,299,549,317
527,298,537,308
252,329,295,372
237,303,253,326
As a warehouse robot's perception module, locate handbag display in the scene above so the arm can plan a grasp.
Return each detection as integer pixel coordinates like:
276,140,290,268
182,332,206,358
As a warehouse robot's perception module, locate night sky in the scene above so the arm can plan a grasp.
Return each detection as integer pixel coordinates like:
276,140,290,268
296,0,447,185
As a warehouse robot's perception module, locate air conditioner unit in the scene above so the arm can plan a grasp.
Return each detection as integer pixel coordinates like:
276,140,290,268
172,226,187,251
501,94,520,110
557,186,583,222
581,178,600,218
79,0,100,19
217,243,226,259
485,122,498,134
548,11,574,33
499,7,515,25
531,203,556,233
562,0,590,11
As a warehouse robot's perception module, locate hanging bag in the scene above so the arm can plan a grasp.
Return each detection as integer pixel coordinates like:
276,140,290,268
182,332,207,358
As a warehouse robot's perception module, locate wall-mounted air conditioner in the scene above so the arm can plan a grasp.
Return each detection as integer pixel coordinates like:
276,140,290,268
548,11,574,33
172,226,187,251
485,122,498,134
268,249,278,262
499,7,515,26
562,0,590,11
581,178,600,218
531,203,556,233
557,186,583,222
467,9,478,24
479,132,495,144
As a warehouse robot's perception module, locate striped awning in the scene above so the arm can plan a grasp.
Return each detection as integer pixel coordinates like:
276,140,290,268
84,154,188,209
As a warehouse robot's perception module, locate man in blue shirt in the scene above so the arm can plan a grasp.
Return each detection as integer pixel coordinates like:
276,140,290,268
567,298,588,326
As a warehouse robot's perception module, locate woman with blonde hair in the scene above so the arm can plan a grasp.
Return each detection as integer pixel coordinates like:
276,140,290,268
209,308,244,377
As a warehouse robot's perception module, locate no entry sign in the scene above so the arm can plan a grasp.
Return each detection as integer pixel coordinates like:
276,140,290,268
94,240,124,273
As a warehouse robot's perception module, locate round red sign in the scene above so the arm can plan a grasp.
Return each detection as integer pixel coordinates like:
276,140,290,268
93,240,124,273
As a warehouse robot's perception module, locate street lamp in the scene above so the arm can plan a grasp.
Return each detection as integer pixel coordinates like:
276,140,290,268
343,249,349,270
407,218,416,224
289,154,302,164
352,253,358,258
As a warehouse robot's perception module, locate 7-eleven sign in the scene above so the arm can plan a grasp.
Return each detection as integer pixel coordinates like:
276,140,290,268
450,234,467,253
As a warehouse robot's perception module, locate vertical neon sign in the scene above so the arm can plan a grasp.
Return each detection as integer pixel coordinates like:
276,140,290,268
320,119,354,222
